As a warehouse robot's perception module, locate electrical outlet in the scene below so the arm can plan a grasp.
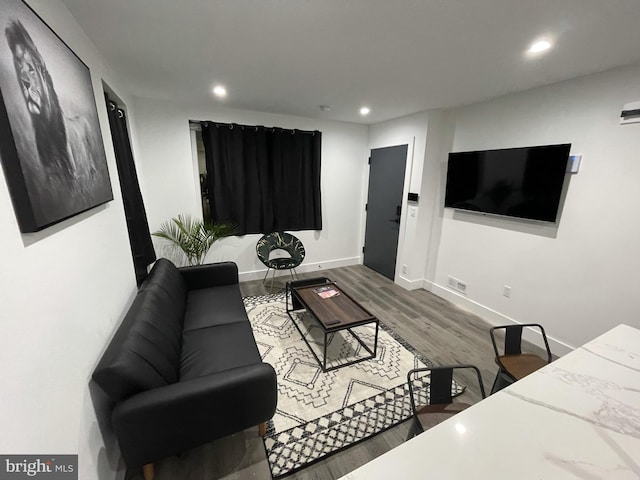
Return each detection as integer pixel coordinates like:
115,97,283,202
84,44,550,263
503,285,512,298
402,264,408,274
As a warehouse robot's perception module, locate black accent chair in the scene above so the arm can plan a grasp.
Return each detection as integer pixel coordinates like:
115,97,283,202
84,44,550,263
92,258,277,480
256,232,305,292
489,323,552,394
406,365,485,440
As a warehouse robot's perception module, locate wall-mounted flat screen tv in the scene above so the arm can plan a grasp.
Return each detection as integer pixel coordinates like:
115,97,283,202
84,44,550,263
444,144,571,222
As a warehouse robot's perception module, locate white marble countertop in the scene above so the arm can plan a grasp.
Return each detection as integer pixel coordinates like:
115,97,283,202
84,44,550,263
340,324,640,479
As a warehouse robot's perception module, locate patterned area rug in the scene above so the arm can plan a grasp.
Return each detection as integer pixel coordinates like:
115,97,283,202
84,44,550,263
244,292,463,478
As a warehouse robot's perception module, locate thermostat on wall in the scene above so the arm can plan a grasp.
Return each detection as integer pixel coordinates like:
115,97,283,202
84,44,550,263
567,154,582,174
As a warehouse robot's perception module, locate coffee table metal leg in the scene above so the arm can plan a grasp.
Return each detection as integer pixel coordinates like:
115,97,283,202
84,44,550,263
344,321,379,358
346,327,372,355
323,331,328,371
287,309,325,369
374,321,379,357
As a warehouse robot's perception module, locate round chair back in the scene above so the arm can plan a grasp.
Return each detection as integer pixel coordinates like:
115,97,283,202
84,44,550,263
256,232,305,269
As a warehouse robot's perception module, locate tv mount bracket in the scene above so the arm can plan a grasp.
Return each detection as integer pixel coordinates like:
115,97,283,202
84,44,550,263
620,101,640,125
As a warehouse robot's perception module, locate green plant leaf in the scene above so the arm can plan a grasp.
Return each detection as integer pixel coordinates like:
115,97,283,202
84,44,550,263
152,214,237,265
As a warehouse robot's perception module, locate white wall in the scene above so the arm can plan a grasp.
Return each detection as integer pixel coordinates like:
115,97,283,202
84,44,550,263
365,111,456,291
418,111,455,286
131,97,369,279
0,1,137,479
431,63,640,352
367,112,429,287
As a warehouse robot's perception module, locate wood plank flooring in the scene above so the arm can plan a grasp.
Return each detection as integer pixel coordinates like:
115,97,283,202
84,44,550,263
126,264,536,480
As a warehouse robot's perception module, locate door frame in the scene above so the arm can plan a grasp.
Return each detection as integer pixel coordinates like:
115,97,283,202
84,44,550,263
361,136,416,283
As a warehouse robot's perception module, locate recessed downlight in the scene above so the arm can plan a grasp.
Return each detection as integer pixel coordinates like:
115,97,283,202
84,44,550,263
213,85,227,98
527,39,552,55
360,106,370,116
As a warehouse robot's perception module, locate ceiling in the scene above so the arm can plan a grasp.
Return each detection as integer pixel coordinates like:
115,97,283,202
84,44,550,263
61,0,640,124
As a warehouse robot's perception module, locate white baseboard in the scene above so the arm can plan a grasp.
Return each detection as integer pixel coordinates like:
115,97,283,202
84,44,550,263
238,256,360,282
396,275,424,291
422,279,435,292
427,281,574,356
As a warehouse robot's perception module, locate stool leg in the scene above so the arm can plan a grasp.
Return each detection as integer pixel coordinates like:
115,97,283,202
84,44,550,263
406,420,416,441
406,417,422,441
491,370,513,394
142,463,154,480
490,371,501,395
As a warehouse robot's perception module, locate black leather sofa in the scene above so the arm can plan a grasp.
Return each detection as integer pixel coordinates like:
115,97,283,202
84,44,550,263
92,258,277,477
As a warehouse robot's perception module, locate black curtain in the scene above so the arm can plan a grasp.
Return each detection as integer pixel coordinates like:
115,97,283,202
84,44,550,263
201,122,322,235
105,94,156,285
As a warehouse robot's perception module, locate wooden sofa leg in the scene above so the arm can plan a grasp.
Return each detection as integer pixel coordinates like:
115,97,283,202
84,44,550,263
142,463,154,480
259,422,266,437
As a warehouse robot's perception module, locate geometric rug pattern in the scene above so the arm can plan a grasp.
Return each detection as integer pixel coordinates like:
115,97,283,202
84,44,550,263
244,292,463,478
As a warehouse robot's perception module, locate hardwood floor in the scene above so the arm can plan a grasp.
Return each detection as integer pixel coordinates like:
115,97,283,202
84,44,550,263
126,264,531,480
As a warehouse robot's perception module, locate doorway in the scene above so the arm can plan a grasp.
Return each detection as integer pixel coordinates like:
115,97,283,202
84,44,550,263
363,145,408,280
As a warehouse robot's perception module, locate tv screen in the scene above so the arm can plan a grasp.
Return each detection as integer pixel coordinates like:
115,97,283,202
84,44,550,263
444,144,571,222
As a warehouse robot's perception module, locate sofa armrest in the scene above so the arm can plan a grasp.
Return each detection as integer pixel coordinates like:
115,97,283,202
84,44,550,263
112,363,277,468
178,261,239,290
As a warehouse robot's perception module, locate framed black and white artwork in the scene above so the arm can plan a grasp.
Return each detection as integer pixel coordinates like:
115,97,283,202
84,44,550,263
0,0,112,233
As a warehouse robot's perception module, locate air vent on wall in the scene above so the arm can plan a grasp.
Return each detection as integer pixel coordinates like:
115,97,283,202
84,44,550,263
447,276,467,295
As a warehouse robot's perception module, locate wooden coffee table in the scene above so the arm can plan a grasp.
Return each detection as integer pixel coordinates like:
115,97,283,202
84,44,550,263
285,277,379,372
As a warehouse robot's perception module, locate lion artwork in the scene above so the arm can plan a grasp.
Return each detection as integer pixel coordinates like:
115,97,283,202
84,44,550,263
2,16,111,228
5,20,78,181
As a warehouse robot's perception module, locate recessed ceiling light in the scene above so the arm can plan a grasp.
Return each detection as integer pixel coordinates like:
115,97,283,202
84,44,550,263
360,106,370,116
213,85,227,98
527,39,552,55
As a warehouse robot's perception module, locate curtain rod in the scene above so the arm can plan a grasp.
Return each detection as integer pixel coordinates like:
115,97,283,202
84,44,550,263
189,120,319,136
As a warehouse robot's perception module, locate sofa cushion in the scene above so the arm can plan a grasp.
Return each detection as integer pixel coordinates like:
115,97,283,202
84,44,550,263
179,323,262,381
183,285,247,331
139,258,188,313
93,288,184,402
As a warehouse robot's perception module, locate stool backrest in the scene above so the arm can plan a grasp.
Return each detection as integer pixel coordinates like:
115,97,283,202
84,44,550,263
490,323,552,362
407,364,486,412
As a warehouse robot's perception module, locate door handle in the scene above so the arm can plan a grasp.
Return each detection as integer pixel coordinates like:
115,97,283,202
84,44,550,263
389,205,402,224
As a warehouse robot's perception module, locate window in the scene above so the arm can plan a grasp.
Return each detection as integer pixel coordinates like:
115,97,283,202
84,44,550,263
194,122,322,235
193,130,212,222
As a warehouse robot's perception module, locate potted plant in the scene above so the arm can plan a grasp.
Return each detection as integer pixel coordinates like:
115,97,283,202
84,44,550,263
152,214,237,266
